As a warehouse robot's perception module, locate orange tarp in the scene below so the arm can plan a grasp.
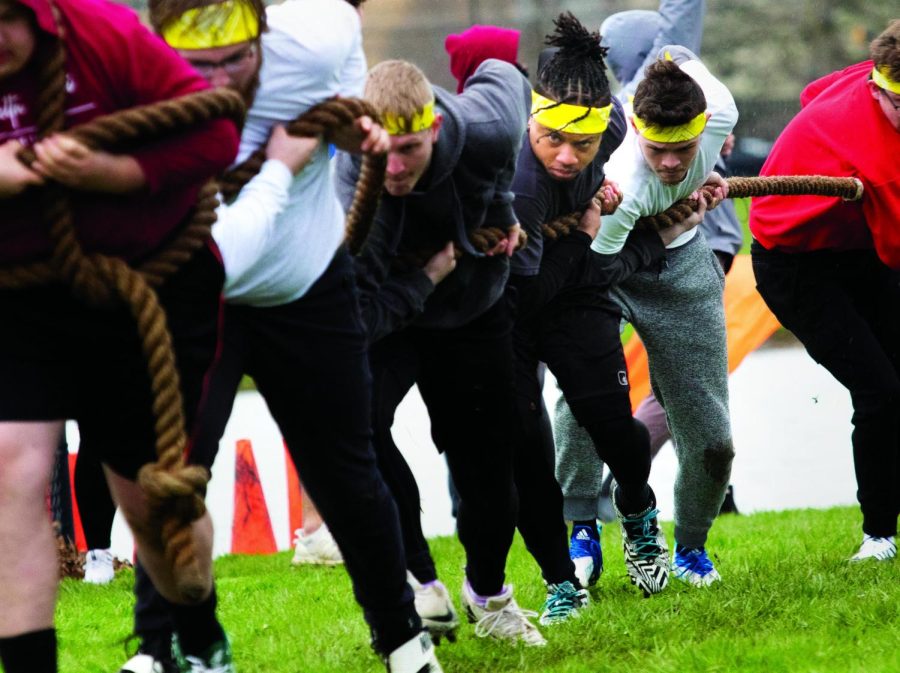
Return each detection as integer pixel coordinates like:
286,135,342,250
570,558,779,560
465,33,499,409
624,255,781,410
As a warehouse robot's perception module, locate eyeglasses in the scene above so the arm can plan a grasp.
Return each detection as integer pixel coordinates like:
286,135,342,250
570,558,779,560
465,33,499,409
880,88,900,112
186,44,256,77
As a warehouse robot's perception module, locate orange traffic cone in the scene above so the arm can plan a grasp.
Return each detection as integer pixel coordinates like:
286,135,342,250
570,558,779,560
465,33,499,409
231,439,277,555
67,453,88,552
284,444,303,541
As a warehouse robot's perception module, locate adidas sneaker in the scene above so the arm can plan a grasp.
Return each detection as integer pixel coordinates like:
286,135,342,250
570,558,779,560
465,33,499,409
850,534,896,562
569,523,603,587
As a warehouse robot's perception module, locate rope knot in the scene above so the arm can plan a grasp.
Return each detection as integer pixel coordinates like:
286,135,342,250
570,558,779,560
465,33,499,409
138,461,209,523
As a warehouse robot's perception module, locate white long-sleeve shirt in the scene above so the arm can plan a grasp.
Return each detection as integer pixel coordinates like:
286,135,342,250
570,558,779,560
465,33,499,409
593,58,738,255
212,0,366,306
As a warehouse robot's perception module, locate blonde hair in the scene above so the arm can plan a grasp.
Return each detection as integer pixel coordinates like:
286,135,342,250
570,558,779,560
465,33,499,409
365,60,434,121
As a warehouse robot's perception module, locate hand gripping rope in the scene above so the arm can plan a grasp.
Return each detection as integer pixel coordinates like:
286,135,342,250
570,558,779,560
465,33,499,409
0,10,246,602
219,97,528,266
219,97,387,255
542,175,865,240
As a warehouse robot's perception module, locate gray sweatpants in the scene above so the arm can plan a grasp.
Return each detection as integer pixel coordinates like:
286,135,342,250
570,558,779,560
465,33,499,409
554,232,735,548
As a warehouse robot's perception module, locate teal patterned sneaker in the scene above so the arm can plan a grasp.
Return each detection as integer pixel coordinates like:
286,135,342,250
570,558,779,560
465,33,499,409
613,489,670,596
673,545,721,587
171,635,234,673
539,581,589,625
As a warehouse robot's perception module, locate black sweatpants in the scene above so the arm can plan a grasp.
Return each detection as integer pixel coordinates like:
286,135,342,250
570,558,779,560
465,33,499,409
752,243,900,537
133,248,420,654
369,298,519,597
514,299,653,570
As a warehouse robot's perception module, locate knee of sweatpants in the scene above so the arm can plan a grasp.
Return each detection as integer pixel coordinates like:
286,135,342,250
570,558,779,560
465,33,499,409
702,438,736,484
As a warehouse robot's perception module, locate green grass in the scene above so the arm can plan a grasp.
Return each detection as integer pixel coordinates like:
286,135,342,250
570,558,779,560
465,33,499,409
56,506,899,672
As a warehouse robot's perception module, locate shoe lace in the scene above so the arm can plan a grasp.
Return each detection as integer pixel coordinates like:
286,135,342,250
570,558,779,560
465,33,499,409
622,508,663,560
678,548,714,575
542,583,582,620
473,602,540,640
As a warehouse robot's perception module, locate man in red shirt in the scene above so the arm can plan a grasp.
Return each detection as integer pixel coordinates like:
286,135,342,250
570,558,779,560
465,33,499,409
750,20,900,563
0,0,239,671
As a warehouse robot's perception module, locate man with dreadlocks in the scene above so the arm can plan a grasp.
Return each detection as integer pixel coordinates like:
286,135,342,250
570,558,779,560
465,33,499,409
105,0,445,672
554,42,738,587
336,59,545,645
751,20,900,563
508,12,704,604
0,0,239,671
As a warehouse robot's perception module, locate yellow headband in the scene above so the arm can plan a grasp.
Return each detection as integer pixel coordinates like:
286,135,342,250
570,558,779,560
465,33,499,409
632,111,707,143
530,90,611,135
162,0,260,50
381,100,436,136
872,66,900,95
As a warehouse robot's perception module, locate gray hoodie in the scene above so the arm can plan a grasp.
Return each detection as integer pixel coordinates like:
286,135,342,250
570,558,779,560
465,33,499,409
337,59,531,331
601,0,705,98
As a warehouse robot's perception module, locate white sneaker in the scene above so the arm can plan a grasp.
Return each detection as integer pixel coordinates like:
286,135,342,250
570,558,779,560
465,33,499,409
291,524,343,566
118,653,165,673
83,549,115,585
850,535,897,562
407,572,459,644
460,581,546,646
384,631,443,673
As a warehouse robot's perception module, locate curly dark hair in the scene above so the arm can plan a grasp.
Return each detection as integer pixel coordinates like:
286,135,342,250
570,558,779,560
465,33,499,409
535,12,611,111
870,19,900,82
633,60,706,128
147,0,268,38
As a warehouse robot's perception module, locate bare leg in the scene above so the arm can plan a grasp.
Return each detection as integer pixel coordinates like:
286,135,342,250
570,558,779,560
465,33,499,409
299,479,324,535
105,468,213,605
0,421,63,636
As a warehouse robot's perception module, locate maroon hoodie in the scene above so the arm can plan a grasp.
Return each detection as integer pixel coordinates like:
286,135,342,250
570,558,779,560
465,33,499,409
0,0,240,264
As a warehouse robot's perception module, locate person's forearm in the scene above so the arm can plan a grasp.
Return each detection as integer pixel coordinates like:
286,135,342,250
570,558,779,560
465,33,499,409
81,154,146,193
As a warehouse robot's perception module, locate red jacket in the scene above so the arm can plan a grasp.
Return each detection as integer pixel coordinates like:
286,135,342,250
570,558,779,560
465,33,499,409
749,61,900,268
0,0,239,264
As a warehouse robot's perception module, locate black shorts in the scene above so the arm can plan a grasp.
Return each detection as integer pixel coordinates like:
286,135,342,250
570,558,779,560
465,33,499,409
0,243,224,479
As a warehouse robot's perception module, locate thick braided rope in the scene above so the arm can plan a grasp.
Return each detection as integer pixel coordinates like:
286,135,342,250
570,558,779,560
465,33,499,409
391,228,529,273
1,38,243,598
1,89,245,290
219,97,387,254
635,175,864,232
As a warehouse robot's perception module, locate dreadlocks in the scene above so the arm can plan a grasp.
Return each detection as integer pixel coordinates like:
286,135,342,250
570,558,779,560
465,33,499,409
536,12,611,110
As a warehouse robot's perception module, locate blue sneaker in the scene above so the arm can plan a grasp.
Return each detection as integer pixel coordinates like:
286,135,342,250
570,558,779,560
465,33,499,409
673,545,721,587
569,523,603,587
539,580,589,625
